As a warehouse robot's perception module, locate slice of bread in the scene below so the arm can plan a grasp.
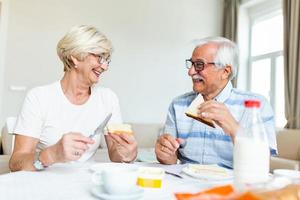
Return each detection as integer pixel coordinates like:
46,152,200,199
107,123,133,135
185,94,215,128
187,164,229,177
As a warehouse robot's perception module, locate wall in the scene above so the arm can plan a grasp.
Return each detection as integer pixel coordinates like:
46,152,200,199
0,0,223,125
0,0,9,126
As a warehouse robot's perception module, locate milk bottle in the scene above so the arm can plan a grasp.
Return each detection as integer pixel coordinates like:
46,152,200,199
233,100,270,190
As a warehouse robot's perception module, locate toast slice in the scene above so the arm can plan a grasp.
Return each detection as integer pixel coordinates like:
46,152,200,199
107,123,133,135
185,94,215,128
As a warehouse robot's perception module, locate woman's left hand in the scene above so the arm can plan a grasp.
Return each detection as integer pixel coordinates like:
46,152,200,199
106,133,138,163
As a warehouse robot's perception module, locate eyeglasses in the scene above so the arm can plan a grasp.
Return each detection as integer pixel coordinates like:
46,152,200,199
98,56,111,66
185,58,221,71
91,53,111,66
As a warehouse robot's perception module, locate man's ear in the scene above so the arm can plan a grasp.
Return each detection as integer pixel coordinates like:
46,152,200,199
222,65,232,80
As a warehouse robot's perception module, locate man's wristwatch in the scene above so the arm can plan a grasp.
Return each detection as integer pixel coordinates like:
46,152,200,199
33,152,46,171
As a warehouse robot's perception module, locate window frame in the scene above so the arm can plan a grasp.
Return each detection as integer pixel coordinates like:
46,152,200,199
241,0,285,127
249,50,283,109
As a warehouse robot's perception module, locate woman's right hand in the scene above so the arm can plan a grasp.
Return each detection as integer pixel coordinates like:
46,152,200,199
50,132,94,163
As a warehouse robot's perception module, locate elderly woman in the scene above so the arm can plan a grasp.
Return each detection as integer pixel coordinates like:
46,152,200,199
9,25,137,171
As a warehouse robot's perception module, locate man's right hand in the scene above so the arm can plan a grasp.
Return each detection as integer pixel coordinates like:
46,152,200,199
155,134,184,164
47,132,94,163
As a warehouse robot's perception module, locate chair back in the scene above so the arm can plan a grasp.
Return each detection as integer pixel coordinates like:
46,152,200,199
276,129,300,161
1,117,17,155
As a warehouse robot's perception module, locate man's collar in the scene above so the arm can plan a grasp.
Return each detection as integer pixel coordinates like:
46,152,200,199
214,81,233,103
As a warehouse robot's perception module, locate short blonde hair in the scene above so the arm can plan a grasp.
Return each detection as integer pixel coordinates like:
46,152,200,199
57,25,113,71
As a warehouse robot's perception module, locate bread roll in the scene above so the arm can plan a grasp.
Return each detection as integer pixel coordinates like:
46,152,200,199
185,94,215,128
107,124,133,135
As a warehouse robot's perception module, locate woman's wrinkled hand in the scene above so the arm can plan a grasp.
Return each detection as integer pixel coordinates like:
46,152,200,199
107,133,138,163
51,132,94,163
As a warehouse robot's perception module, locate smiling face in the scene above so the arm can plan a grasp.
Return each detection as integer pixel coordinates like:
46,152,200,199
188,43,230,99
71,54,109,86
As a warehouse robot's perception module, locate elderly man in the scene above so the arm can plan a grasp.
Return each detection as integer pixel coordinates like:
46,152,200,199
155,37,277,168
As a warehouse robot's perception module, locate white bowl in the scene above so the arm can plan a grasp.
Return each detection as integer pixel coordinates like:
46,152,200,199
273,169,300,179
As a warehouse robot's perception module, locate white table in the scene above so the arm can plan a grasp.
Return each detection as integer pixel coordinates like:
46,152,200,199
0,162,232,200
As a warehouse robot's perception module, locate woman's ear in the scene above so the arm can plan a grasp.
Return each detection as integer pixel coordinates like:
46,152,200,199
222,65,232,80
70,55,79,68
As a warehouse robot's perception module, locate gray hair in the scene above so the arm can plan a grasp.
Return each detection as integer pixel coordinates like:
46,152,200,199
57,25,113,71
194,36,238,80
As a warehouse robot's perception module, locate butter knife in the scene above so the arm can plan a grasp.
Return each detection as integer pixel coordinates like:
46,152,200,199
165,171,183,179
89,113,112,138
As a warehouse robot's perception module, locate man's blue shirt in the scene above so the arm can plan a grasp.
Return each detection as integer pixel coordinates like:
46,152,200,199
163,82,277,168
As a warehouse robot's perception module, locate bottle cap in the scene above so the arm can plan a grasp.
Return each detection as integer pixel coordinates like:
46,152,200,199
244,100,260,108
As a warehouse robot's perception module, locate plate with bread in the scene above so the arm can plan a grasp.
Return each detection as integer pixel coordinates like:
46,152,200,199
181,164,233,181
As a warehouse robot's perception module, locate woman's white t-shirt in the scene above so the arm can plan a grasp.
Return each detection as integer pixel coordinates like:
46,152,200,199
14,81,122,161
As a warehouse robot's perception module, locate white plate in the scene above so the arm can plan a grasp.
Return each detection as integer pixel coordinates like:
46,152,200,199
181,164,233,181
91,186,144,200
89,162,137,173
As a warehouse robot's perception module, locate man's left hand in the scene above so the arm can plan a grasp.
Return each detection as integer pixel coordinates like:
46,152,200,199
197,100,239,141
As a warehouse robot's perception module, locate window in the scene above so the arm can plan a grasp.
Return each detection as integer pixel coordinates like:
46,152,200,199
249,10,285,127
238,0,285,128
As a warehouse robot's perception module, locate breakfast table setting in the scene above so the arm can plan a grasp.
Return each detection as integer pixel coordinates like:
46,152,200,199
0,160,235,200
0,154,300,200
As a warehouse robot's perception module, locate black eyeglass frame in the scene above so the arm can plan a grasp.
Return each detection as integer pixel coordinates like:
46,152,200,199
185,58,222,71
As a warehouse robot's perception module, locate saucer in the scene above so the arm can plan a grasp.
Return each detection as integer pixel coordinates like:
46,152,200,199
91,186,144,200
273,169,300,179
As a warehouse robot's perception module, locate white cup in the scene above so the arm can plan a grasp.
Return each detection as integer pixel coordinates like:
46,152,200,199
92,166,138,195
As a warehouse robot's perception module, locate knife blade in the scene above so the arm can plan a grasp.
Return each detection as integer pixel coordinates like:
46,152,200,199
89,113,112,138
165,171,183,179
